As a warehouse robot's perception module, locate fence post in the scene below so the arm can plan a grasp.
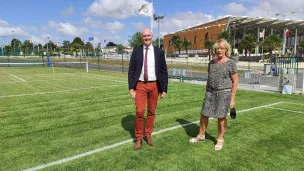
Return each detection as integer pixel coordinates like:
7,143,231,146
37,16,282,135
98,55,100,70
122,53,124,73
302,72,304,94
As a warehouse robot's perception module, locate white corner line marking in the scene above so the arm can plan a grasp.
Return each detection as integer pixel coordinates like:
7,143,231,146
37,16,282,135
265,107,304,114
0,84,125,98
22,102,282,171
10,74,27,82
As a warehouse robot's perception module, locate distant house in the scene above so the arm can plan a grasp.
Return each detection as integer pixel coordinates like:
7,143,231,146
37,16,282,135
104,42,117,53
124,47,133,54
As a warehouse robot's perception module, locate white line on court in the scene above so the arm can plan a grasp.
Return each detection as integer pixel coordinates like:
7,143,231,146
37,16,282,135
0,78,84,84
22,101,283,171
265,107,304,114
67,73,127,81
0,84,125,98
66,73,127,83
278,102,304,106
9,74,27,82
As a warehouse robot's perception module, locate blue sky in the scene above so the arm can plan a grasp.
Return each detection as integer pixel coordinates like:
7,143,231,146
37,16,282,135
0,0,303,47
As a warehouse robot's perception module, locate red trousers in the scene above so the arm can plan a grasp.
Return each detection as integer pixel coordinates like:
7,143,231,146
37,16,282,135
135,81,159,139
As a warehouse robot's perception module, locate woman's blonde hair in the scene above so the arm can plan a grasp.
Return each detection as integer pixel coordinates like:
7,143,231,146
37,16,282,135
212,39,231,57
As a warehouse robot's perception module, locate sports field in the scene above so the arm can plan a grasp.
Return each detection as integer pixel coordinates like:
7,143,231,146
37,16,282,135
1,67,304,171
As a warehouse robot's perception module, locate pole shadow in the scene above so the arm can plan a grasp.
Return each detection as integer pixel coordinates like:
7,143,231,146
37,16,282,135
176,118,217,144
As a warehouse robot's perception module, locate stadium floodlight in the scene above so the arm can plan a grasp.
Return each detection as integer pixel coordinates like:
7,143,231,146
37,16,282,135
153,14,165,48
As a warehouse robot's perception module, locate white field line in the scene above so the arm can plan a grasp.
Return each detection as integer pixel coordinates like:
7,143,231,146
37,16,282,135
68,73,127,81
279,102,304,106
9,74,27,82
0,77,84,84
22,101,283,171
265,107,304,114
0,84,125,98
66,73,127,84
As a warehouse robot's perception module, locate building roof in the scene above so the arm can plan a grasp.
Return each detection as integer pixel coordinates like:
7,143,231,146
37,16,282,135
165,16,304,36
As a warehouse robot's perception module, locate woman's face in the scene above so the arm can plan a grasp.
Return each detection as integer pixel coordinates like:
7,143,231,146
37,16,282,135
216,43,226,58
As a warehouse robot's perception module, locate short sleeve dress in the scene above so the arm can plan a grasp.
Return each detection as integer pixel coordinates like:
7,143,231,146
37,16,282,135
201,59,238,118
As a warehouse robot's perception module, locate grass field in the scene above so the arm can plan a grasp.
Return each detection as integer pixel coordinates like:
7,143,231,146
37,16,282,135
1,67,304,171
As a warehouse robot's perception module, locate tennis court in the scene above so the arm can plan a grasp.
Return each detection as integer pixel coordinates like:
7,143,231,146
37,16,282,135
1,66,304,171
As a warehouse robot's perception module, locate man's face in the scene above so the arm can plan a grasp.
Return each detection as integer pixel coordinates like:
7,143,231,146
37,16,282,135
141,29,153,47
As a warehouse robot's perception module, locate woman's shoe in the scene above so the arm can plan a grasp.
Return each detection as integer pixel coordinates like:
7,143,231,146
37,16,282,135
215,139,224,150
189,135,205,143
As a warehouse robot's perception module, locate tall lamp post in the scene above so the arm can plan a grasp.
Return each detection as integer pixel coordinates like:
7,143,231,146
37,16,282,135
46,36,51,56
12,31,15,55
153,14,165,48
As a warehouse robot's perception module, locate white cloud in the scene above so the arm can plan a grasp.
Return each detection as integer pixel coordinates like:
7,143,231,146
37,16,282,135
62,6,74,17
103,34,121,42
48,20,88,37
132,22,146,30
224,2,247,15
86,0,149,19
0,19,9,27
83,17,125,33
220,0,304,19
244,0,304,19
160,11,213,35
122,40,129,46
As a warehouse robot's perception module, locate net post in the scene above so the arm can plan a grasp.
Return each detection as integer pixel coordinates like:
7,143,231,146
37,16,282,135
86,62,88,73
52,62,55,73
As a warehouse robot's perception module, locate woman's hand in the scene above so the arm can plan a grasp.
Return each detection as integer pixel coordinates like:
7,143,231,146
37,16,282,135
230,100,235,109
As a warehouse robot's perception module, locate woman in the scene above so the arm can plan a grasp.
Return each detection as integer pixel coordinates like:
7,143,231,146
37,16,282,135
189,39,238,150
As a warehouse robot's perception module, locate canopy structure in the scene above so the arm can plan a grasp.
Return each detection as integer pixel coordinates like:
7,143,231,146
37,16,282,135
164,16,304,56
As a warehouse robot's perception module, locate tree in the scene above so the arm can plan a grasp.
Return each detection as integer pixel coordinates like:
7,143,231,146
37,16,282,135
204,40,215,60
261,34,282,59
43,40,56,50
182,40,192,55
153,38,163,47
23,40,34,53
84,42,94,54
62,40,70,48
3,45,12,56
129,32,142,48
71,37,84,47
238,34,257,70
170,35,182,55
20,44,27,57
71,43,82,57
218,31,234,46
10,38,22,54
117,44,125,54
298,40,304,56
238,34,256,58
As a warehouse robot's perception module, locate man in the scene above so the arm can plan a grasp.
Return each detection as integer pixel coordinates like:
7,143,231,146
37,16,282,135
128,28,168,150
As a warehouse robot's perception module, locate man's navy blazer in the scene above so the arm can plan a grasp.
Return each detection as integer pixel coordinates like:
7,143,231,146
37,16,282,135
128,45,168,93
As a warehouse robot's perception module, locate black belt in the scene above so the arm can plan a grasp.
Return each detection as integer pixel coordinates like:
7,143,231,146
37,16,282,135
138,80,156,83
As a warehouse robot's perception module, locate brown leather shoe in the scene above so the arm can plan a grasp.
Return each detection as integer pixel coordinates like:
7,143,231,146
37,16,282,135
134,139,142,151
145,136,154,146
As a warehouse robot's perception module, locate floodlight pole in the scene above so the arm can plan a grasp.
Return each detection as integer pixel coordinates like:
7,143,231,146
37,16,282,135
154,14,165,48
46,36,51,57
12,31,15,55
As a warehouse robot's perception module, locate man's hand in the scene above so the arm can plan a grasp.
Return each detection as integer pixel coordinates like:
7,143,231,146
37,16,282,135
160,92,167,98
130,89,136,99
230,100,235,109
